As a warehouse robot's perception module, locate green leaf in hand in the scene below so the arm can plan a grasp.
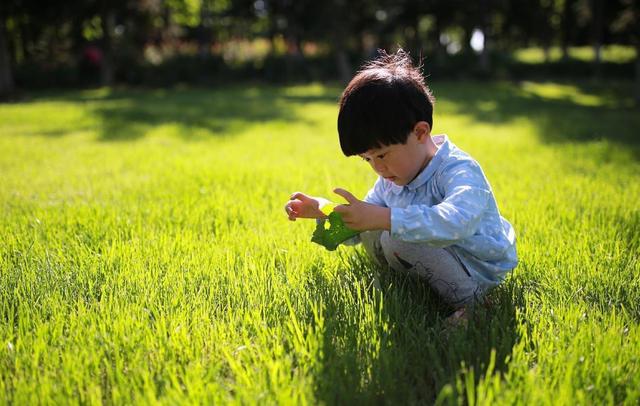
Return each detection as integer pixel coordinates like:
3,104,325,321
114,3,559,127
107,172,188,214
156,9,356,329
311,211,361,251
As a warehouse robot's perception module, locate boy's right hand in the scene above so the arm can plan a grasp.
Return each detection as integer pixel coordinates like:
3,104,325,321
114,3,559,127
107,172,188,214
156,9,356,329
284,192,328,221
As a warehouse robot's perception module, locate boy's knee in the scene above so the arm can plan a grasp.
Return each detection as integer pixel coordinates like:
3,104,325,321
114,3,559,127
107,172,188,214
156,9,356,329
379,232,417,273
378,234,481,307
379,232,422,268
379,230,397,252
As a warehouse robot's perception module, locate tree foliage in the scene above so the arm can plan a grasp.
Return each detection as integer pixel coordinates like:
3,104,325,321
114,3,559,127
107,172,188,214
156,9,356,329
0,0,638,94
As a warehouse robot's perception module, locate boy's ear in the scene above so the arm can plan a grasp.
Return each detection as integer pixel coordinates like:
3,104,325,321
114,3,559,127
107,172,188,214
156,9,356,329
413,121,431,142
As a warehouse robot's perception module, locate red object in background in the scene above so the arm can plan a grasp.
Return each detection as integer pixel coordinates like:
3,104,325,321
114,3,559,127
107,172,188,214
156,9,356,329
83,45,103,67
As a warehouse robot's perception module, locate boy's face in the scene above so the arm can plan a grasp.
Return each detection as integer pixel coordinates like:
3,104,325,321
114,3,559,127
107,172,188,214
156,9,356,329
359,130,433,186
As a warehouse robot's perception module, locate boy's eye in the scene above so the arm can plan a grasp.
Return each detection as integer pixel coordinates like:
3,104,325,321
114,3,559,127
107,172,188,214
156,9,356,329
377,153,386,159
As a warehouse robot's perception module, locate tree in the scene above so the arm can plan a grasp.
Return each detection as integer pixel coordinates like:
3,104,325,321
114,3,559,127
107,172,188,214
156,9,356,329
0,11,13,96
591,0,605,77
611,0,640,105
560,0,577,60
0,0,67,95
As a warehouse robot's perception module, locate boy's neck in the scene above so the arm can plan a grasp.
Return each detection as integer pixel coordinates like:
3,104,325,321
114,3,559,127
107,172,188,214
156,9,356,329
418,134,439,172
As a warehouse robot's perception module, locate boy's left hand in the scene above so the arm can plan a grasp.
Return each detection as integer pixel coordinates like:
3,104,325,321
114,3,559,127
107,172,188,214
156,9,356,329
333,188,391,231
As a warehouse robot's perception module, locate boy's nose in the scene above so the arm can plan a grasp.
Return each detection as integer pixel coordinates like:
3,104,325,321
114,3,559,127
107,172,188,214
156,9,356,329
373,160,387,173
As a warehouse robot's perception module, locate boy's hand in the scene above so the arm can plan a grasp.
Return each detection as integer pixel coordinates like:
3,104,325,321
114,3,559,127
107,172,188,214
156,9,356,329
333,188,391,231
285,192,328,221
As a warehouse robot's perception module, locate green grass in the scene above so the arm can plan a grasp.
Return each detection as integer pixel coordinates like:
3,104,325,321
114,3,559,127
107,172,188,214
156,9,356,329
1,80,639,405
513,45,637,64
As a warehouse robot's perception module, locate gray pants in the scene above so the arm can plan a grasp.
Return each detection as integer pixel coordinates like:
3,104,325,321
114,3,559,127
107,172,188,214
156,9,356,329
360,231,483,308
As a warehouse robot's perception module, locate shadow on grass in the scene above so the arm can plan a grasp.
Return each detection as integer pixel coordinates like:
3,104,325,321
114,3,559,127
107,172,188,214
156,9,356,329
436,80,640,160
310,253,523,404
20,80,639,158
23,85,340,142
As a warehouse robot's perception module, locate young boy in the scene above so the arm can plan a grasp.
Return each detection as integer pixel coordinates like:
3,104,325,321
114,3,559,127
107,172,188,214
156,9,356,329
284,50,517,316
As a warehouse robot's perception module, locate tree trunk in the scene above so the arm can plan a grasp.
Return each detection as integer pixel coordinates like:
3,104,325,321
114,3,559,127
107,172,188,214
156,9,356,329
543,45,551,63
478,0,491,74
100,8,115,87
561,0,575,61
0,17,14,97
635,41,640,106
404,16,421,58
198,3,211,58
335,44,352,84
591,0,604,79
71,15,85,57
413,20,424,61
462,20,473,55
431,16,444,64
330,7,352,83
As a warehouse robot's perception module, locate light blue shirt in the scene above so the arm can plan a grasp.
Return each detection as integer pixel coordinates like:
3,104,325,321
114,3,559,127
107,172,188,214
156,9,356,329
360,134,517,288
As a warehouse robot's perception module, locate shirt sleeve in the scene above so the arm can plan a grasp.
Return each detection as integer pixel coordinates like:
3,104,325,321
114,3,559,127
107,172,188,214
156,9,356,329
390,160,491,246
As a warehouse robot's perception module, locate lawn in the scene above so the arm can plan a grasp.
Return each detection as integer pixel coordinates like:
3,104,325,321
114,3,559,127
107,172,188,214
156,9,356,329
513,45,637,64
1,80,639,405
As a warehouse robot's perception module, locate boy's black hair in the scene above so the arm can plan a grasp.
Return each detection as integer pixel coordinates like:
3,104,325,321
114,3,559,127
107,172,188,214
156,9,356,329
337,49,435,156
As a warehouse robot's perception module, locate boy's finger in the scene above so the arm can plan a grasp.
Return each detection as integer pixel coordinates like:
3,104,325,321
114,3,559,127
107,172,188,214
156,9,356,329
333,204,350,214
290,192,309,201
333,188,358,204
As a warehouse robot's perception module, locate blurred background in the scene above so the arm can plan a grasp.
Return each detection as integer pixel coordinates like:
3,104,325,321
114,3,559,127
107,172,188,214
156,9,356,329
0,0,638,100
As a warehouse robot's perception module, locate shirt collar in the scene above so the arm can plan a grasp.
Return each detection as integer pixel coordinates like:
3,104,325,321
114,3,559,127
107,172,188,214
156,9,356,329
389,134,450,194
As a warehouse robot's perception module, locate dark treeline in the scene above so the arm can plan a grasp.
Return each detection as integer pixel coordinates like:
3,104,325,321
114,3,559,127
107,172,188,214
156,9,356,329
0,0,638,97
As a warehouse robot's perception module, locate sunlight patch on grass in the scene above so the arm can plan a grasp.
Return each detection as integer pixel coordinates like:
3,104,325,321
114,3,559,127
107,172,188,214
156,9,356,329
513,45,637,64
520,81,612,107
